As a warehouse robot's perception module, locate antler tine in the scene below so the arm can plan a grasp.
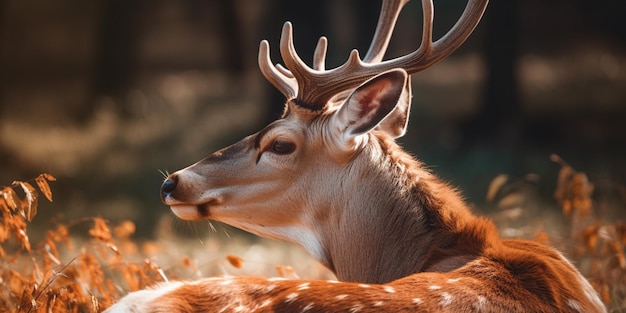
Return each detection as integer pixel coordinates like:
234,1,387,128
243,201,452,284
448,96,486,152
279,22,307,84
258,40,297,100
429,0,486,64
279,22,329,108
417,0,434,56
313,37,328,71
363,0,410,63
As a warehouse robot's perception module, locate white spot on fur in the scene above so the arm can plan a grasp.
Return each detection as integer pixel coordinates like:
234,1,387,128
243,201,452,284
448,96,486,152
474,296,486,311
218,303,233,313
233,305,247,312
267,277,287,282
327,280,340,284
447,278,461,283
412,298,423,305
383,286,395,293
373,301,384,307
349,304,363,312
264,284,277,293
358,284,371,288
204,276,225,281
439,292,453,306
219,278,233,286
428,285,442,290
285,292,298,303
301,303,314,312
567,299,582,312
259,299,272,308
297,282,310,290
336,294,348,300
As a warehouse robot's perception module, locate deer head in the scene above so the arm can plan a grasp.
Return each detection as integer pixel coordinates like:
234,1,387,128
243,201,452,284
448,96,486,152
161,0,487,283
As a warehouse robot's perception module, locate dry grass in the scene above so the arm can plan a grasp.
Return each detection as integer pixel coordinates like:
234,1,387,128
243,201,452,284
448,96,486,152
549,155,626,310
1,174,162,312
1,157,625,312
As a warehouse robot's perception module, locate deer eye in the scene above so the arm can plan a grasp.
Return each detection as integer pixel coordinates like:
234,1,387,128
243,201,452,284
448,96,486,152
269,139,296,155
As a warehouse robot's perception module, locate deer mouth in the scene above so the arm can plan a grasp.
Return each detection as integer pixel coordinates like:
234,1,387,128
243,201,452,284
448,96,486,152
169,199,220,220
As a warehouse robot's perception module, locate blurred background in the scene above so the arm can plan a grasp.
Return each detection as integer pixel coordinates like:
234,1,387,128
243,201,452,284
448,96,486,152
0,0,625,238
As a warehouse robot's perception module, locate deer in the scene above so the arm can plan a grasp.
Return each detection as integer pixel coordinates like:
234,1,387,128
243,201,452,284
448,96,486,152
106,0,607,312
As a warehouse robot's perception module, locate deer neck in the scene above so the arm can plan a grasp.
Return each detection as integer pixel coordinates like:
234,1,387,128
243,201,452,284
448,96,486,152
310,134,496,284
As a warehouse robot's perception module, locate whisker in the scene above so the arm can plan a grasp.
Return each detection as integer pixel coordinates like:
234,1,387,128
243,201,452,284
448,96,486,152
158,169,170,179
208,221,217,233
191,223,204,244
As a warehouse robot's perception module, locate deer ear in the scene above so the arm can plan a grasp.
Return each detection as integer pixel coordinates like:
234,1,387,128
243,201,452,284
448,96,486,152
329,69,408,148
376,76,411,138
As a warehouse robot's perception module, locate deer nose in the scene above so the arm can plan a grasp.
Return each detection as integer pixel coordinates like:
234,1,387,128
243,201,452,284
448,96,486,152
161,175,178,202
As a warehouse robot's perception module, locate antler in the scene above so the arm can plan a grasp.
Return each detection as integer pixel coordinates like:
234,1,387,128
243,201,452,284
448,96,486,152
258,0,488,111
